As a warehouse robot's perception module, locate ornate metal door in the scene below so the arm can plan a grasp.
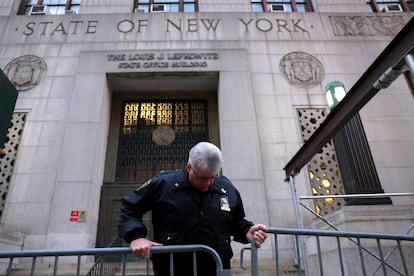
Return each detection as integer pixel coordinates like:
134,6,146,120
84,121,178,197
97,99,209,248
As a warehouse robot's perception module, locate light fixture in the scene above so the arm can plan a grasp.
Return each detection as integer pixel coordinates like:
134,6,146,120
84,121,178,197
325,81,346,110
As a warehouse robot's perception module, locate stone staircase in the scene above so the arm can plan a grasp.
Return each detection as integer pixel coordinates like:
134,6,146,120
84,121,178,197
4,262,94,276
5,261,300,276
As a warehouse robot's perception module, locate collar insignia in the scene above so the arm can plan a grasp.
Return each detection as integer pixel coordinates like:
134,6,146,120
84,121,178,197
137,179,151,191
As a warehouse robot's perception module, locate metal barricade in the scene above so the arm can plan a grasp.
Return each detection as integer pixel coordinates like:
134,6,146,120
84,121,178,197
240,227,414,276
2,228,413,276
0,244,232,276
285,174,414,276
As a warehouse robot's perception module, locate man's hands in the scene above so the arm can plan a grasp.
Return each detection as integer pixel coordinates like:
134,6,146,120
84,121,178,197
246,224,268,248
130,238,163,259
131,225,267,259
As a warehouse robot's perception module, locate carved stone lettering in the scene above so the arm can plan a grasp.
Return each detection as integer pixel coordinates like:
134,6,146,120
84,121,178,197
22,20,98,36
166,19,221,33
238,18,309,33
108,52,218,69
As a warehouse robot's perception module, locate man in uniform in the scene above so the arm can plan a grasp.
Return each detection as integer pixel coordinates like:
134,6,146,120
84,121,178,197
118,142,267,276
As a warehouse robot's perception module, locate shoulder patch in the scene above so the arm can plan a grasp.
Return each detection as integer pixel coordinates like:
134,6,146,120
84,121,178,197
136,179,152,191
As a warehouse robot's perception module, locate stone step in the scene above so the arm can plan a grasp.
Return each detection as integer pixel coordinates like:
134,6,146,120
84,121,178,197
6,259,298,276
7,262,95,276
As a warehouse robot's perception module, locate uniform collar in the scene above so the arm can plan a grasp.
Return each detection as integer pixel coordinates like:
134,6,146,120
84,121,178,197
210,182,229,195
172,169,228,195
171,168,192,190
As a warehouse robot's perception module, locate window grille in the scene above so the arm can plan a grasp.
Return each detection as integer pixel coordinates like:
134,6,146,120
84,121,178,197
297,108,345,215
0,113,26,219
297,106,391,212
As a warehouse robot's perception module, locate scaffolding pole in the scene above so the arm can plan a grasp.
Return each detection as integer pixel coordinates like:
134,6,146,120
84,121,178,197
287,174,311,276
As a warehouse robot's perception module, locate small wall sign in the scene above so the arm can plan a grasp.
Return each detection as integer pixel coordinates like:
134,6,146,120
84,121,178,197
70,210,87,223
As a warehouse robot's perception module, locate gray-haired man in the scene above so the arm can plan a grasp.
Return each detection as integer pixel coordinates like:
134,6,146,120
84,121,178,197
118,142,267,276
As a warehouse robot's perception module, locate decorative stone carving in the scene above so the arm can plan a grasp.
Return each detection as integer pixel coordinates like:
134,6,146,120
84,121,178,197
330,16,371,36
370,16,405,36
3,55,47,91
280,52,324,87
329,15,405,37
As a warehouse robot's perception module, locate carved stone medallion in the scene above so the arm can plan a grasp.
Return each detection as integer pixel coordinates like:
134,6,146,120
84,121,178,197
3,55,47,91
370,16,405,36
280,52,324,87
152,125,176,146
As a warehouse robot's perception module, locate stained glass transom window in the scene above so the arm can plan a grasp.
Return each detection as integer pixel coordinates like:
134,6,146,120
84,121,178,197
115,100,208,182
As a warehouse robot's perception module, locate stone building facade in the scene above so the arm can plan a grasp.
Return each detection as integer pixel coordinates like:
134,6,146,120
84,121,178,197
0,0,413,273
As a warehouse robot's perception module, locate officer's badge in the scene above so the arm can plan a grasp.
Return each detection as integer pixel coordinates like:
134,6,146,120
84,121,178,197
136,179,151,191
220,195,230,212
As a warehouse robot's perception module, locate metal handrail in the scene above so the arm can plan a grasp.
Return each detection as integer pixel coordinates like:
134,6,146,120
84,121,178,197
266,227,414,242
86,237,123,276
370,224,414,276
264,227,414,276
299,192,414,200
239,227,414,276
292,189,414,271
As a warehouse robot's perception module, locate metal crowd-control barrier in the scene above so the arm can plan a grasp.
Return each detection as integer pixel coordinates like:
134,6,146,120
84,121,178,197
2,228,414,276
0,244,232,276
241,227,414,276
287,173,414,276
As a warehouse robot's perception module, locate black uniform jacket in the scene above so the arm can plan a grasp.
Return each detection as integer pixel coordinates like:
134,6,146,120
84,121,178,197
118,168,254,268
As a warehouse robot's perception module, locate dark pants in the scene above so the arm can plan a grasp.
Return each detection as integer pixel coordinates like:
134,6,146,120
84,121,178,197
152,251,229,276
